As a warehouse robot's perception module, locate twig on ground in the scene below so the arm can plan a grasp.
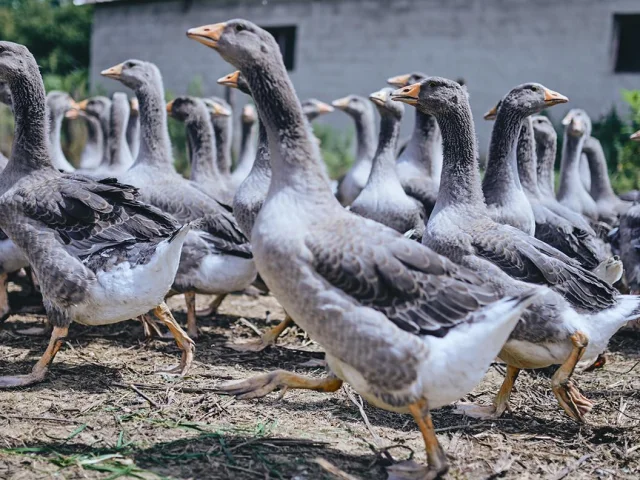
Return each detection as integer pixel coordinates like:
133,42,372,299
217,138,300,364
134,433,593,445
314,457,361,480
552,454,591,480
129,383,159,408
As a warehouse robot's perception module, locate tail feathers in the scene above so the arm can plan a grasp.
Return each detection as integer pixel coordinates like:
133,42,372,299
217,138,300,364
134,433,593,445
476,286,547,325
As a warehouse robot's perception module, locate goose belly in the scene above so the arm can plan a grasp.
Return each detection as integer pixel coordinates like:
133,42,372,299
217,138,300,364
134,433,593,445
70,240,180,326
0,238,28,274
187,254,257,294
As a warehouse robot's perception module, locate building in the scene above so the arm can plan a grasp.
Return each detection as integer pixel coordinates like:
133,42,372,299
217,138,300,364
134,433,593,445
81,0,640,154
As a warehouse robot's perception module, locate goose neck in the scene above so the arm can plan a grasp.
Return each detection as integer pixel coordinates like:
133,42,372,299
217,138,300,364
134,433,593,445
583,137,615,200
213,115,232,176
402,110,442,177
186,112,219,182
134,77,174,169
535,135,556,197
558,133,586,196
368,113,401,183
353,107,376,164
516,118,540,197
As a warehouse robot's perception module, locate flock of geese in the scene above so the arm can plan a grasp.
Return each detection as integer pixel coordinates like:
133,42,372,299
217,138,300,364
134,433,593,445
0,19,640,478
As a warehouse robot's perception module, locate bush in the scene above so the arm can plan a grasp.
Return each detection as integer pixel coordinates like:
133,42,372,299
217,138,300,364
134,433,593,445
313,123,354,180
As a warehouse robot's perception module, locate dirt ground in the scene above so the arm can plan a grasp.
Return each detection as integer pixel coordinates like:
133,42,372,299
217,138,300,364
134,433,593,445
0,290,639,480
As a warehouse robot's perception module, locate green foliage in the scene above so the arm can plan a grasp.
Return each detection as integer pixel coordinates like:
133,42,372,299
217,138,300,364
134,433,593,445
592,89,640,192
313,123,354,179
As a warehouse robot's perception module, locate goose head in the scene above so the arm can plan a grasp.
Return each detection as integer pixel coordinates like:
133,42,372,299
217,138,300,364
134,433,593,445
532,115,556,142
166,96,202,123
369,87,404,120
242,103,257,124
391,76,466,115
46,91,76,119
331,94,370,118
501,83,568,117
0,41,38,84
562,108,591,138
217,70,251,95
101,59,158,90
387,72,427,88
205,97,232,119
301,98,334,120
77,96,111,120
187,19,279,71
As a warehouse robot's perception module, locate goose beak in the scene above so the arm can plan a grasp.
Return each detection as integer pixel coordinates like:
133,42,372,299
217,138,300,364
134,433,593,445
543,88,568,106
130,97,139,113
101,63,124,79
210,101,231,117
217,71,240,88
65,109,79,119
315,101,334,114
166,100,174,115
369,90,388,107
483,104,498,121
387,73,411,88
331,96,350,110
77,99,89,111
242,104,256,121
562,111,574,126
631,130,640,142
187,23,226,49
390,83,420,106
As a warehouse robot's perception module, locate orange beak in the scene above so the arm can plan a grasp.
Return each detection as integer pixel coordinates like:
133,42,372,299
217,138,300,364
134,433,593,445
209,100,231,117
369,89,388,107
390,83,420,106
331,96,351,110
315,101,334,114
65,109,79,119
77,99,89,111
101,63,124,79
630,130,640,142
483,104,498,121
387,73,411,88
187,23,226,49
543,87,569,106
166,100,174,115
217,71,240,88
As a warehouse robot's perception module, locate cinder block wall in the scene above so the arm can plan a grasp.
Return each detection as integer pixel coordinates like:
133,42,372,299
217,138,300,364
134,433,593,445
90,0,640,156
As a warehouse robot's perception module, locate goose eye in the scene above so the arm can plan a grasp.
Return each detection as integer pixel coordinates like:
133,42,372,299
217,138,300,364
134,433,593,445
530,86,538,92
429,81,437,88
236,24,245,32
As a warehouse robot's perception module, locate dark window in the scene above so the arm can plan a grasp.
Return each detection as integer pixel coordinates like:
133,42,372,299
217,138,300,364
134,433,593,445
613,14,640,73
263,26,297,71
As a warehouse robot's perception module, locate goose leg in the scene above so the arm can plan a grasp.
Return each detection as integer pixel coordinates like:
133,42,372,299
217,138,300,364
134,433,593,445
0,272,10,322
387,400,448,480
217,369,343,400
138,313,165,339
152,302,195,376
196,293,228,317
0,326,68,388
225,314,294,352
552,331,593,422
184,291,198,339
454,365,520,419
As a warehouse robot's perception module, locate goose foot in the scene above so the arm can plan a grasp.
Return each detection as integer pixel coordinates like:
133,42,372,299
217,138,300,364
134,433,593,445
0,326,68,388
387,461,446,480
454,365,519,419
216,370,343,400
453,403,501,419
152,303,195,376
195,294,227,317
184,291,199,340
225,315,293,352
552,331,591,422
138,314,171,340
298,358,327,368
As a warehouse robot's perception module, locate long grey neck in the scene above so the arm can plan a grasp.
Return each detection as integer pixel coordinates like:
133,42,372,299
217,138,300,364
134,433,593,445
353,107,376,164
429,103,485,210
516,117,539,197
0,66,54,192
535,133,556,197
186,107,219,183
48,107,72,170
212,115,232,176
99,106,111,165
126,111,140,158
237,118,256,170
243,60,333,200
133,75,174,169
400,110,442,178
109,100,133,169
583,136,615,201
483,109,524,206
557,132,587,199
367,111,401,185
80,113,104,167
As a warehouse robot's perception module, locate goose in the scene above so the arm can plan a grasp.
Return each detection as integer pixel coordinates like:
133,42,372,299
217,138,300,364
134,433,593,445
485,108,621,282
230,103,257,189
127,97,140,160
46,91,76,172
0,81,12,169
557,109,600,222
188,20,541,478
167,95,233,205
387,72,442,218
301,98,334,122
68,105,104,171
332,94,376,205
350,87,424,239
580,153,591,192
77,96,112,171
101,59,256,339
208,95,233,181
216,69,295,351
89,92,134,178
481,85,559,235
583,135,631,224
392,77,640,422
0,41,195,387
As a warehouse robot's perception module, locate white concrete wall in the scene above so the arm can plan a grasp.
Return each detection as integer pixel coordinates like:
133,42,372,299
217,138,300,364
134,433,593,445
89,0,640,156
